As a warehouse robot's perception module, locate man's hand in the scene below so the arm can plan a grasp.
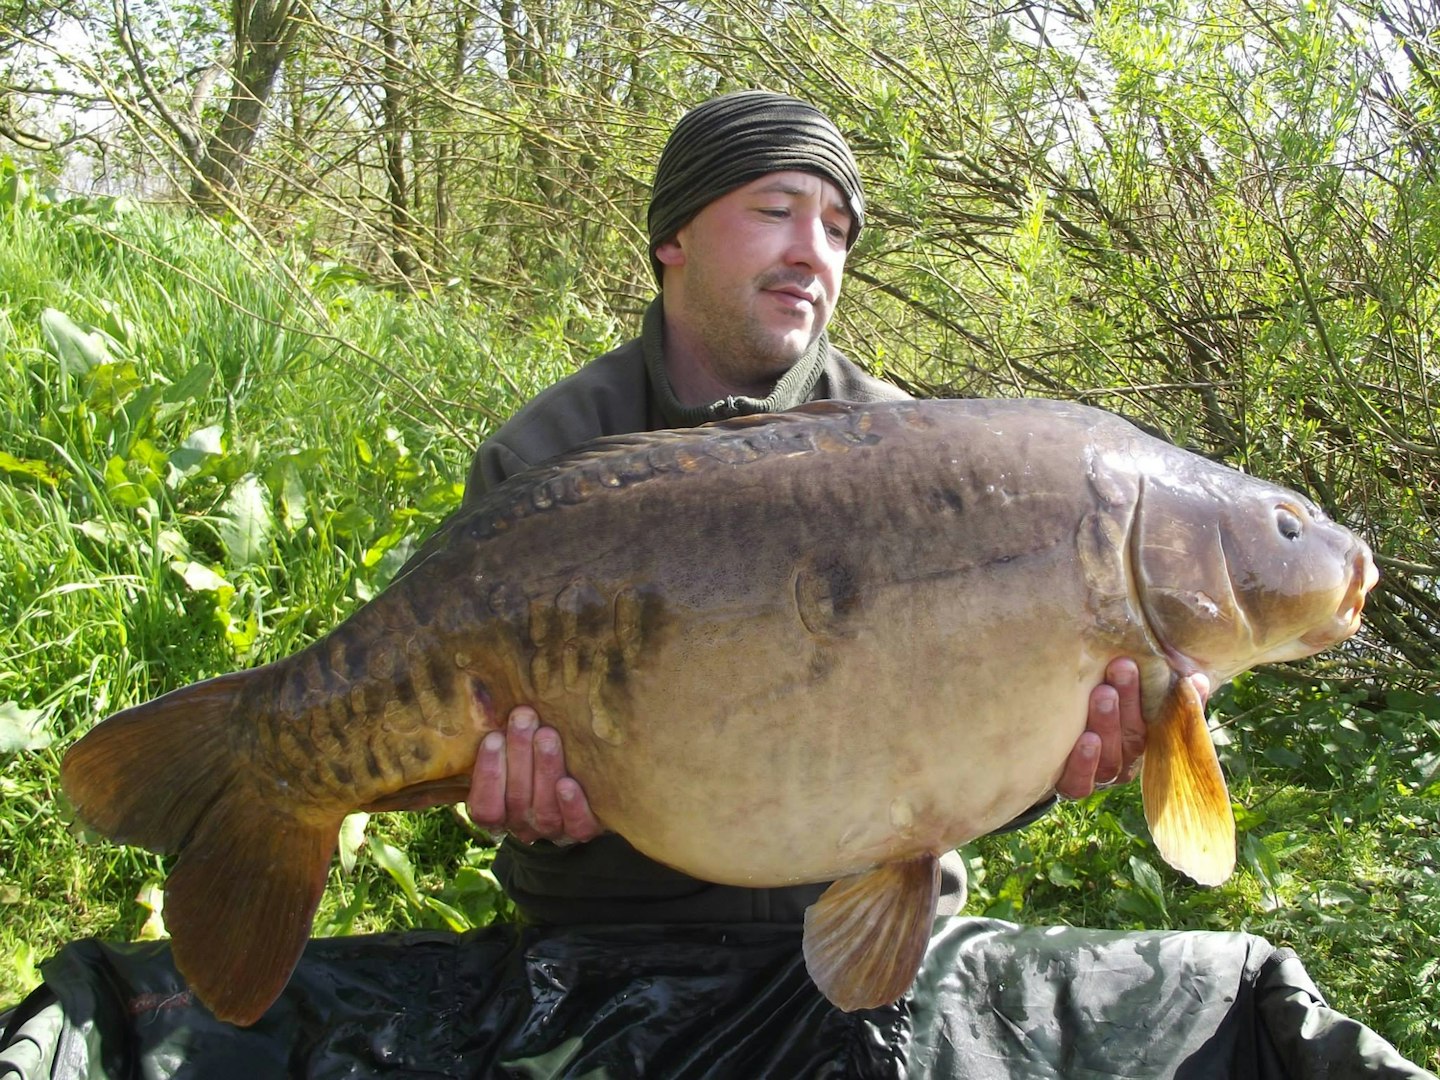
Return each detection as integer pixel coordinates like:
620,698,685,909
1053,659,1211,800
467,706,603,845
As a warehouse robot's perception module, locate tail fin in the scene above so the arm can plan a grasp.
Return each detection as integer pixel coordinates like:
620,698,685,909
62,672,340,1026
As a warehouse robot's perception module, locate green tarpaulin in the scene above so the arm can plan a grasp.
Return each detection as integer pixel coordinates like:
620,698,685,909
2,918,1432,1078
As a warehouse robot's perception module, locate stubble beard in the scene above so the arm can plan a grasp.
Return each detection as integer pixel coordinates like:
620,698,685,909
691,271,825,392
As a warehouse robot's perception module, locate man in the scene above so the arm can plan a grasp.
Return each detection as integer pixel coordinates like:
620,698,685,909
456,90,1170,927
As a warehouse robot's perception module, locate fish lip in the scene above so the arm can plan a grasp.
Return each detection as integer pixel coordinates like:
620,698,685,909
1300,544,1377,648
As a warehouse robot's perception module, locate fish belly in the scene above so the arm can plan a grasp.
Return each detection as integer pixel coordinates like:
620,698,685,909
544,557,1111,887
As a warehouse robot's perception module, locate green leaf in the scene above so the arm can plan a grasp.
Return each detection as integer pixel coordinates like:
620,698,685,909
40,308,113,379
1127,855,1169,919
0,162,36,209
218,475,274,568
1047,862,1079,887
135,881,167,940
1384,690,1440,720
163,362,215,405
338,812,369,876
368,837,424,909
423,896,473,933
170,559,229,592
1241,832,1283,894
116,383,165,454
0,701,51,754
329,501,374,539
0,450,62,487
95,299,140,349
76,519,133,546
170,424,225,480
1263,745,1305,768
103,455,152,509
361,524,406,569
278,462,309,531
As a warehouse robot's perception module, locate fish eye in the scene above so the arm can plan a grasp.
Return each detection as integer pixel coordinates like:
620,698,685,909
1276,506,1304,541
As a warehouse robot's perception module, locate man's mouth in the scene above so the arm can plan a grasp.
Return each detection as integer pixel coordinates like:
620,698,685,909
766,285,819,308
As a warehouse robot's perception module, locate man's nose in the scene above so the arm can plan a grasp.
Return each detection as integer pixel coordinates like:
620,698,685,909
782,214,828,267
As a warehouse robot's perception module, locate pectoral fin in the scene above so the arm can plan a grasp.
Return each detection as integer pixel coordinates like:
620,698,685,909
802,853,939,1012
362,775,472,812
1141,676,1235,886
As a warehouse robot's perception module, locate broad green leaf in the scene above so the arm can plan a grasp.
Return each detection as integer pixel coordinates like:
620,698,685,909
135,881,167,940
1127,856,1169,918
278,462,308,531
116,383,165,453
170,424,225,480
423,896,473,933
222,589,259,657
157,527,190,561
376,537,414,584
0,701,50,754
75,519,132,545
368,837,424,909
338,812,369,876
1046,862,1079,887
417,480,465,515
103,455,152,509
0,450,62,487
310,262,373,289
218,474,274,568
96,299,140,349
362,525,405,568
104,440,167,507
1385,690,1440,719
163,362,215,404
0,163,35,209
4,940,38,992
1263,745,1305,768
170,559,228,592
1241,832,1282,895
329,502,374,539
40,308,113,379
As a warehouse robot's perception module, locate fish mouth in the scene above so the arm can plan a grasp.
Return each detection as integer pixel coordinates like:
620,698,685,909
1301,545,1378,649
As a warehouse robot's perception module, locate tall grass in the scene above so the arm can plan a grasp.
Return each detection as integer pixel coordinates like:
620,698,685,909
0,172,566,1004
1,167,1435,1069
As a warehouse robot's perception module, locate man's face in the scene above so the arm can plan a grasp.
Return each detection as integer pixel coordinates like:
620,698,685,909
655,170,852,387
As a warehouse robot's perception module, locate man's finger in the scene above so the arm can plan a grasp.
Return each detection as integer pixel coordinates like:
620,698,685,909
467,730,507,829
1107,658,1145,783
557,778,603,843
529,726,567,837
1089,683,1123,785
1054,731,1101,800
503,707,538,831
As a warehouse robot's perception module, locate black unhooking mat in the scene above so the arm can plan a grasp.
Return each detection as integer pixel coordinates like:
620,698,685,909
1,917,1432,1079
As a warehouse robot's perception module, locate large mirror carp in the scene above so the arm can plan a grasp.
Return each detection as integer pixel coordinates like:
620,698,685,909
61,398,1377,1025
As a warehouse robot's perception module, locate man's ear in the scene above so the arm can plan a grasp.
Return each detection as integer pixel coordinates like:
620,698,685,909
654,236,686,268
